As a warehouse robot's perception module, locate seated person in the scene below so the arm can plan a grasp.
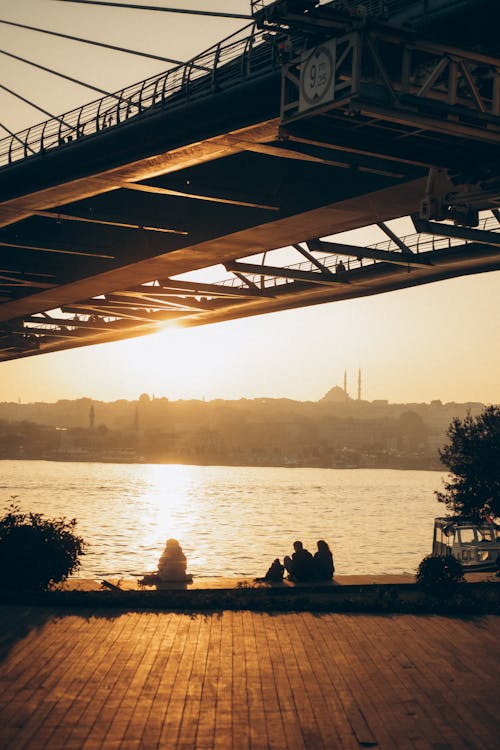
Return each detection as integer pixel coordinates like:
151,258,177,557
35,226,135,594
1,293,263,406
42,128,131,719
314,539,335,580
264,558,285,582
157,538,193,583
284,541,315,582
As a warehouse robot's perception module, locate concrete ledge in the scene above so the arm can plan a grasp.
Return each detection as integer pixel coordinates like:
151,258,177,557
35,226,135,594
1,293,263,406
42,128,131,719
2,579,499,615
58,570,498,591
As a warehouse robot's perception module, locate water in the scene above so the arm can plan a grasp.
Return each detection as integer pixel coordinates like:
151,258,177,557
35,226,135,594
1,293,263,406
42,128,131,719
0,461,446,579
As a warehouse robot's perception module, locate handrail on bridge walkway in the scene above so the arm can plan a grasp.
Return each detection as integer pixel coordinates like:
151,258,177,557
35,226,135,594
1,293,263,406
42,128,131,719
0,0,472,170
216,214,500,290
0,22,277,169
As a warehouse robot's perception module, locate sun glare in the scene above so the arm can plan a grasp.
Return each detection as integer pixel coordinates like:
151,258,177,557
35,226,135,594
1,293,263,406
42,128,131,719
136,463,202,564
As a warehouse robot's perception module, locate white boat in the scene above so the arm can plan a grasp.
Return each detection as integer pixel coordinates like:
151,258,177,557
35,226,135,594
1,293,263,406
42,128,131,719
432,517,500,572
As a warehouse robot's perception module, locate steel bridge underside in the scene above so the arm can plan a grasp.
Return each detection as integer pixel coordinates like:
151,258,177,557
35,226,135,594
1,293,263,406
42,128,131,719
0,3,499,361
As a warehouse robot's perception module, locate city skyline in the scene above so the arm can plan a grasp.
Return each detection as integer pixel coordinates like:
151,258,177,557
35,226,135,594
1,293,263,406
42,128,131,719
0,0,499,406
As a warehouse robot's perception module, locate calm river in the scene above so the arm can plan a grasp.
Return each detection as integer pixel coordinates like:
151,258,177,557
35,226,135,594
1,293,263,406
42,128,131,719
0,461,446,579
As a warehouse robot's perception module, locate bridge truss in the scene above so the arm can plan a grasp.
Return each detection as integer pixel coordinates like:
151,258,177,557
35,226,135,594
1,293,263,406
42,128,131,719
1,211,499,361
0,0,498,361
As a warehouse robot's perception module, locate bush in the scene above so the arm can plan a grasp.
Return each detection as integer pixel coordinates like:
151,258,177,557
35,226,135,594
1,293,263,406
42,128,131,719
416,554,465,587
0,501,86,591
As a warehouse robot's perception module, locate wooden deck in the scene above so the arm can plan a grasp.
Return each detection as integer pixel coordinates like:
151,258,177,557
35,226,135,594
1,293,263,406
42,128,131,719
0,607,498,749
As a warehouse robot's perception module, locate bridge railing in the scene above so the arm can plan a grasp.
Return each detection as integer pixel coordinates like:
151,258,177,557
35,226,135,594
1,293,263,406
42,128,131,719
253,1,467,20
217,215,499,289
0,23,278,169
329,1,466,17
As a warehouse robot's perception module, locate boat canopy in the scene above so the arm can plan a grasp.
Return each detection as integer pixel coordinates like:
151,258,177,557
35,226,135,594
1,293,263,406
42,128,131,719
432,517,500,571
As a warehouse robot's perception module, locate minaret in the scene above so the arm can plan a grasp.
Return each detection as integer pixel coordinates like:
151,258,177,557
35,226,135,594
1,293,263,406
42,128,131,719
89,403,95,430
358,369,362,401
343,370,348,401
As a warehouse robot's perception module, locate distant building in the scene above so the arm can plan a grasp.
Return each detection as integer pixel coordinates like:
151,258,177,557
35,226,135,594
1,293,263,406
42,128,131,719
321,386,348,403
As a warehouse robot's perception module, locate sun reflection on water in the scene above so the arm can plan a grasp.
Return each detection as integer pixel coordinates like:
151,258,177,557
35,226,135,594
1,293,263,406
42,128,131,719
1,461,445,578
133,464,205,573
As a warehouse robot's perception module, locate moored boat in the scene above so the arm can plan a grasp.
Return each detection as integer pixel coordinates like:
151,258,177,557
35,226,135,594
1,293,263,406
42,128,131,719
432,517,500,572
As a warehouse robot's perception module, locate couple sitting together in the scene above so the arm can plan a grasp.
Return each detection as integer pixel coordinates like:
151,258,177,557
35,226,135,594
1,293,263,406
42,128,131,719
265,540,335,583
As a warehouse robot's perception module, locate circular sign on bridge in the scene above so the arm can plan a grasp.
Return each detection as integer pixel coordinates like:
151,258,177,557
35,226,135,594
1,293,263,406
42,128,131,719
299,41,336,113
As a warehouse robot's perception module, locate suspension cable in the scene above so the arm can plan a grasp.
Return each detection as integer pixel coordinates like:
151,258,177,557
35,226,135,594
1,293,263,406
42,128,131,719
0,121,37,154
0,83,74,130
0,49,133,105
52,1,253,20
0,19,210,71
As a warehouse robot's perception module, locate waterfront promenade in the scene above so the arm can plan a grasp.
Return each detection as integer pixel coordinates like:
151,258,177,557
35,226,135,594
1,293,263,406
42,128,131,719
0,606,498,749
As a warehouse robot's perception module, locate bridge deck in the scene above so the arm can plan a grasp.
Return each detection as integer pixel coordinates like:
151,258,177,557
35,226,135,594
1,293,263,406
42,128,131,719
0,607,498,749
0,0,499,361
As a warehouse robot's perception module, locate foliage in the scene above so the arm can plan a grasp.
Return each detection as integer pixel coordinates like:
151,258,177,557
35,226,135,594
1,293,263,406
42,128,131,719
436,405,500,522
416,554,465,587
0,500,86,591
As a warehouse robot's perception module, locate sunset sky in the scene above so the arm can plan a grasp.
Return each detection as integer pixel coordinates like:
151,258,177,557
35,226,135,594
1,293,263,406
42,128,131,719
0,0,499,405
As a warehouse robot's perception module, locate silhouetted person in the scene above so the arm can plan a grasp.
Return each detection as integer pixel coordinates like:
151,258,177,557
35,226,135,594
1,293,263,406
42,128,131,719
284,541,315,581
336,260,346,275
314,540,335,580
264,558,285,582
157,538,192,583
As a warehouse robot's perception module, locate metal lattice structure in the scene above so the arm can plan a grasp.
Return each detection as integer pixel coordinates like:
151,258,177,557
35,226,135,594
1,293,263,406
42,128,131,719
0,0,499,361
281,30,500,138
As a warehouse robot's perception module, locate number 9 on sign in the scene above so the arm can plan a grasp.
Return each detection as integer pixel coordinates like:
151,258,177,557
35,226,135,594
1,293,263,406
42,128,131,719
299,41,336,113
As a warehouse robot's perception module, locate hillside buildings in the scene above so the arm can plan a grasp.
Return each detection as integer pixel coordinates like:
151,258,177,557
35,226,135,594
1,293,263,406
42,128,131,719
0,384,489,470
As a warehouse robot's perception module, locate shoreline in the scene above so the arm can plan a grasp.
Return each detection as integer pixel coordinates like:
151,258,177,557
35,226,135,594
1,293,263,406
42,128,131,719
0,456,444,471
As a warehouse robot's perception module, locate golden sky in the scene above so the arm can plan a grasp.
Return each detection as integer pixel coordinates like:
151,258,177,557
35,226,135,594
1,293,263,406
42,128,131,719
0,0,499,405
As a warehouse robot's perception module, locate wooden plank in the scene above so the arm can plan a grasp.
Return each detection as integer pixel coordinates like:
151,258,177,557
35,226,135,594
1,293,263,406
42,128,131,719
194,614,219,749
157,615,203,748
230,611,251,750
242,611,269,749
39,612,131,746
1,612,95,750
140,614,185,748
275,615,325,749
299,613,372,750
114,612,166,747
310,615,396,748
375,616,479,750
401,615,498,746
346,614,440,749
252,614,288,750
0,609,499,750
287,613,345,749
176,614,211,748
264,616,305,750
214,613,233,750
81,612,156,749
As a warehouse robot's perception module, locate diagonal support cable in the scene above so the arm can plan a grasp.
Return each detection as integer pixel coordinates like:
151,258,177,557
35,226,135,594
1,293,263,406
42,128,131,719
0,121,37,155
0,49,133,106
0,19,210,71
52,0,253,20
0,82,74,130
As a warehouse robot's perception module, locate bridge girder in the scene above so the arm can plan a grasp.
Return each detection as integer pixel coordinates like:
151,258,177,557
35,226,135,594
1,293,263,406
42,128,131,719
0,0,499,360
